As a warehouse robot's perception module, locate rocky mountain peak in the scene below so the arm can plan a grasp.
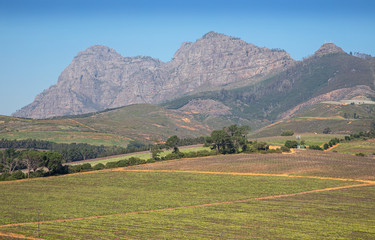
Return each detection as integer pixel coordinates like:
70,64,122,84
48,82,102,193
201,31,228,40
75,45,124,62
314,43,345,57
13,32,296,119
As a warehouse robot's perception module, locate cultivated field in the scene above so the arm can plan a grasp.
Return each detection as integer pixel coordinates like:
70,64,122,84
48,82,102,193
250,133,346,147
0,131,131,147
0,150,374,239
331,139,375,156
68,146,210,166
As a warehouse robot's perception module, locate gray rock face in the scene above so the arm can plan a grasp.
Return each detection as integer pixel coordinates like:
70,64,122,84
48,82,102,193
13,32,295,119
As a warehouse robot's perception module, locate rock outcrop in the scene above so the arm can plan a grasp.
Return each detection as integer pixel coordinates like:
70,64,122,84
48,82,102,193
314,43,345,57
13,31,295,119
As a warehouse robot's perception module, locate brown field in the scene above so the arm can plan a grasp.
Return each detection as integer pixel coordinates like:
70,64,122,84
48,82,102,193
126,150,375,180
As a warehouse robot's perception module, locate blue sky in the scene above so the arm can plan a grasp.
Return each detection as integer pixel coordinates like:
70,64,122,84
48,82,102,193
1,0,374,116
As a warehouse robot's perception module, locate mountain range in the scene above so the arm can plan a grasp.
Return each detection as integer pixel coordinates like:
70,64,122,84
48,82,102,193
13,32,294,119
13,32,375,133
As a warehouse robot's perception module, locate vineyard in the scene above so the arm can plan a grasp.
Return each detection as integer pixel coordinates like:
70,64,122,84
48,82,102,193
0,150,374,239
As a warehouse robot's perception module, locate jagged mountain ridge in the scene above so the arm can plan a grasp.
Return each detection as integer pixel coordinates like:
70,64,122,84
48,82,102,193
13,31,294,119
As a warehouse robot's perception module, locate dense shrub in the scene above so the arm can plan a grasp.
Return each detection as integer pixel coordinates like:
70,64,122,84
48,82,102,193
280,146,290,152
93,163,105,170
281,130,294,136
284,140,298,149
355,153,366,157
12,170,25,179
309,145,323,151
251,142,269,151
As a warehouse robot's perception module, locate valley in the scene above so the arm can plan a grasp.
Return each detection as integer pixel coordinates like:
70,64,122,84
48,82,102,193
1,31,375,239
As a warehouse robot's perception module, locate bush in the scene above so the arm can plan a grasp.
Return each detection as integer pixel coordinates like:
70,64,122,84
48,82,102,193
0,172,11,181
105,162,118,169
284,140,298,148
323,127,331,134
309,145,323,151
323,143,329,150
30,169,45,178
281,130,294,136
280,146,290,152
81,163,92,171
68,163,93,173
12,170,25,179
117,159,130,167
355,153,366,157
93,163,105,170
251,142,269,151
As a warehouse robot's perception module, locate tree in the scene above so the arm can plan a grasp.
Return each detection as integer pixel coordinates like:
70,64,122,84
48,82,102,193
165,135,180,153
370,121,375,137
323,127,331,134
1,148,21,174
281,130,294,136
150,144,163,160
223,125,250,153
206,125,250,154
40,151,64,174
22,150,41,178
284,140,298,148
208,130,234,154
309,145,323,151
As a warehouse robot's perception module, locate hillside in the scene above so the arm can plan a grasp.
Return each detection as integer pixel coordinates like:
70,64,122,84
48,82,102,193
250,102,375,138
13,31,294,119
164,47,375,130
0,104,211,146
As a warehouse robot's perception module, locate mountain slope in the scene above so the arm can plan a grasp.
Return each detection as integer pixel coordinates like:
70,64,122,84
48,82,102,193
164,46,375,127
249,102,375,138
13,32,294,119
1,104,212,145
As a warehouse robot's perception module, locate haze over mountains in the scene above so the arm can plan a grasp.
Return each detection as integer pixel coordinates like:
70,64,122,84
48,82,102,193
13,31,375,127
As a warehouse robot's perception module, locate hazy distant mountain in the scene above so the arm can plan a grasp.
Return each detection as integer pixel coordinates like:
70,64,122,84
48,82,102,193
13,31,294,119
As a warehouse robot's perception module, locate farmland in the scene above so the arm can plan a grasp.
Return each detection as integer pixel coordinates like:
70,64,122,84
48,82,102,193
331,139,375,156
68,146,210,166
0,150,374,239
0,130,131,147
250,133,346,147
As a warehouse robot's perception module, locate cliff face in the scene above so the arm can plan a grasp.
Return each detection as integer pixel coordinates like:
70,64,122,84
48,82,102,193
13,32,295,119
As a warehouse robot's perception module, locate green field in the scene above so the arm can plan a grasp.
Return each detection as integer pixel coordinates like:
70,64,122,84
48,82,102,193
5,185,374,239
1,151,374,239
0,131,131,147
0,104,212,147
71,146,210,166
331,139,375,156
251,133,346,147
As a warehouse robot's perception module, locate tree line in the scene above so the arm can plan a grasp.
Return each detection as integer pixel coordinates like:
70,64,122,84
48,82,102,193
0,136,205,163
0,148,67,180
0,124,288,181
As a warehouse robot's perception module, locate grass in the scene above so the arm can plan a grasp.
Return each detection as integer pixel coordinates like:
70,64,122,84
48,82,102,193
71,146,210,166
0,104,212,147
331,139,375,156
0,171,354,225
0,131,131,147
6,185,374,239
250,133,346,147
1,151,374,239
127,150,375,180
